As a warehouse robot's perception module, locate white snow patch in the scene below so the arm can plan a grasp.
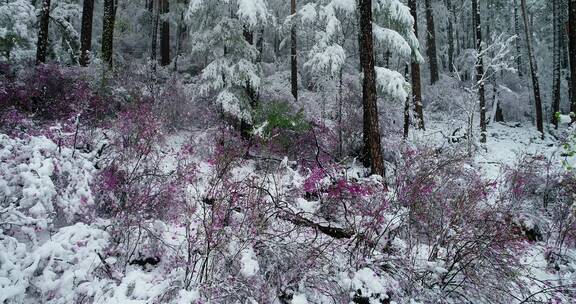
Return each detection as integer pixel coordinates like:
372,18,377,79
240,246,259,277
291,293,309,304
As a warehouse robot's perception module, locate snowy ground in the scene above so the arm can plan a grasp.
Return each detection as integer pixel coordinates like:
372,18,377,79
1,113,575,303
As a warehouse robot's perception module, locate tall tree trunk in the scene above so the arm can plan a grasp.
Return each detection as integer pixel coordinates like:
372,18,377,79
472,0,487,143
174,11,186,71
151,0,159,64
403,64,411,138
102,0,116,68
243,28,256,105
553,0,562,129
447,0,455,73
409,0,425,130
256,28,264,63
514,0,523,77
79,0,94,66
338,68,344,158
425,0,439,84
560,0,569,70
36,0,51,65
520,0,544,136
569,0,576,121
160,0,170,66
359,0,385,177
291,0,298,101
240,27,256,139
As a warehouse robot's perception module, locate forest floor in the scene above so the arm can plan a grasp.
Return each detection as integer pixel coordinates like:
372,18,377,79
2,88,576,303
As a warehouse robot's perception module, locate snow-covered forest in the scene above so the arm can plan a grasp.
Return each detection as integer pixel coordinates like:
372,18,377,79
1,0,576,302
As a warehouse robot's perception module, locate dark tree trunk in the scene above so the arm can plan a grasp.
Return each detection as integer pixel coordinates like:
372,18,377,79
403,64,411,139
425,0,439,84
447,0,455,73
521,0,544,136
79,0,94,66
409,0,425,130
256,28,264,62
151,0,159,64
160,0,170,66
102,0,116,68
472,0,487,143
553,0,561,129
291,0,298,101
240,27,257,139
569,0,576,121
174,10,187,71
243,27,256,105
36,0,51,65
560,0,569,70
358,0,385,177
514,0,523,77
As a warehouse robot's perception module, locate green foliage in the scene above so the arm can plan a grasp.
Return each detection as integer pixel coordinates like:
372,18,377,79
555,111,562,123
252,101,311,139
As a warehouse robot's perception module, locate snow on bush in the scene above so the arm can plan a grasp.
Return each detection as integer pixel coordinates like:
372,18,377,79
0,223,111,303
0,134,96,235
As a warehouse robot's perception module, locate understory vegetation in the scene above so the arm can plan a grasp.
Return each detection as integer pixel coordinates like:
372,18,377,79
1,0,576,303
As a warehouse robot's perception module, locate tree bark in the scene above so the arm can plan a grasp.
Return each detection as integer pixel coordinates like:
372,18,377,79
102,0,116,68
243,27,256,105
403,64,411,138
552,0,562,128
256,28,264,63
291,0,298,101
240,27,256,139
569,0,576,121
425,0,439,84
35,0,51,65
151,0,159,65
472,0,487,143
174,10,187,71
160,0,170,66
447,0,455,73
79,0,94,66
514,0,523,77
520,0,544,136
408,0,425,130
359,0,385,177
560,0,569,70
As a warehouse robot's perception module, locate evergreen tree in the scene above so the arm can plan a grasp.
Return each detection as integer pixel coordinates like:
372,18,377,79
79,0,94,66
102,0,116,68
36,0,51,64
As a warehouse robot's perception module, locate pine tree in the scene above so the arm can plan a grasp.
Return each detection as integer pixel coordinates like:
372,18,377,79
102,0,116,68
513,0,523,77
409,0,425,130
35,0,51,65
403,64,411,138
186,0,269,134
160,0,170,66
553,0,562,129
79,0,94,66
359,0,385,177
472,0,487,143
520,0,544,137
570,0,576,121
447,0,455,73
425,0,439,84
151,0,159,68
291,0,298,101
